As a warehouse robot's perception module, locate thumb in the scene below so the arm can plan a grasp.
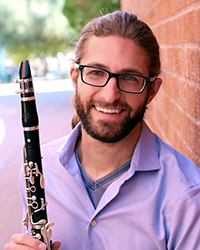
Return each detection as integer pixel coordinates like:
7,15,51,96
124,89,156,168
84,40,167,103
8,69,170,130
51,240,61,250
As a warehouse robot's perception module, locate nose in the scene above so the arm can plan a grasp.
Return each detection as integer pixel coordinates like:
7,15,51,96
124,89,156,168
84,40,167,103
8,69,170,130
99,76,120,103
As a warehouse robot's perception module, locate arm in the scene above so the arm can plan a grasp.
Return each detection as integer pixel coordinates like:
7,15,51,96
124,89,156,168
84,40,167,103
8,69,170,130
168,184,200,249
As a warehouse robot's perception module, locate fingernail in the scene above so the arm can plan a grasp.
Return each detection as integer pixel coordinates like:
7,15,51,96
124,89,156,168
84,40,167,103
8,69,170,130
39,242,46,249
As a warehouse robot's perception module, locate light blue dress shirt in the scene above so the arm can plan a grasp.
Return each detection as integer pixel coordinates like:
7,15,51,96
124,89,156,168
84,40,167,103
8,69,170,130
20,122,200,250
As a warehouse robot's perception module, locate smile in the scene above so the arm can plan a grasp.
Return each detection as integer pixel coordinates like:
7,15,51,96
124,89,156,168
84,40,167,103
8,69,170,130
94,105,123,114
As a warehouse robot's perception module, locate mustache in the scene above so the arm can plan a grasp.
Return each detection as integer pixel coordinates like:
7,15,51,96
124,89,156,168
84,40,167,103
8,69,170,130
91,99,131,110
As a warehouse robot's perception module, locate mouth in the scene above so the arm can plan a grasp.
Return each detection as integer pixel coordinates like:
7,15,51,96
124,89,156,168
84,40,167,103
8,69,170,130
94,105,124,114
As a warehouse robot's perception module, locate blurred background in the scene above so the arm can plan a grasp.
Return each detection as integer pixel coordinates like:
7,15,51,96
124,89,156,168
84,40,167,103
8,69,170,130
0,0,120,82
0,0,120,248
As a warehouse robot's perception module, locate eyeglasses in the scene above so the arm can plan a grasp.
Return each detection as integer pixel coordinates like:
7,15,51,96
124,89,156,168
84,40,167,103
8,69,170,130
74,63,157,94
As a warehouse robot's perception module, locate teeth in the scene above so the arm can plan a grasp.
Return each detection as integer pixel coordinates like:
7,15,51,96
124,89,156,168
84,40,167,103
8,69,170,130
95,106,122,114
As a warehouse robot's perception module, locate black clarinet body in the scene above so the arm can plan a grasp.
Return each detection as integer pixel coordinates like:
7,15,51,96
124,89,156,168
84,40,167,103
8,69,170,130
16,59,53,250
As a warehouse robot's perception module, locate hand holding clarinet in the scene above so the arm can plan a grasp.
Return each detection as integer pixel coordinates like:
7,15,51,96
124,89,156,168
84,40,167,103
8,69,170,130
4,234,61,250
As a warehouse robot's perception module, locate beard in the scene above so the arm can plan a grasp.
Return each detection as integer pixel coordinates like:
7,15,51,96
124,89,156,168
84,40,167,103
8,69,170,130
75,90,148,143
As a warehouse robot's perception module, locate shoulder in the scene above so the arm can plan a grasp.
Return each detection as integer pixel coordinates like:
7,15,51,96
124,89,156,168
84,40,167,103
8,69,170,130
41,122,81,153
41,122,81,166
42,135,70,151
155,133,200,187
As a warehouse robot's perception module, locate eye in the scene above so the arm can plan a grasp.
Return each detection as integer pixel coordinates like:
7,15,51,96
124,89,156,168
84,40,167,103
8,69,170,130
89,70,101,75
87,69,105,76
84,67,108,79
121,74,139,82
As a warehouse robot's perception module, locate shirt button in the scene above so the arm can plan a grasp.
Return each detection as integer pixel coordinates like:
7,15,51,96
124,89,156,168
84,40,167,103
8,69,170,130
91,220,97,226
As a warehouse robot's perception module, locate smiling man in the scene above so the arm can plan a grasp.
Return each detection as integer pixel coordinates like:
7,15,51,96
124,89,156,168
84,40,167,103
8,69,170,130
4,11,200,250
71,34,161,180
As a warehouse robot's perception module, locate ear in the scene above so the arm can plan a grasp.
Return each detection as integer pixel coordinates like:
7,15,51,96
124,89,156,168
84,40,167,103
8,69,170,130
146,77,162,105
70,66,77,89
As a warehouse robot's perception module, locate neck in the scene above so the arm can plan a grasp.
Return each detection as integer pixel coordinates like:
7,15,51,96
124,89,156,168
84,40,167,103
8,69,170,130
76,122,142,180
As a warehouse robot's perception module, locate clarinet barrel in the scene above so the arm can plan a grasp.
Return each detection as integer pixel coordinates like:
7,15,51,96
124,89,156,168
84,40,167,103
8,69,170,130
16,59,53,250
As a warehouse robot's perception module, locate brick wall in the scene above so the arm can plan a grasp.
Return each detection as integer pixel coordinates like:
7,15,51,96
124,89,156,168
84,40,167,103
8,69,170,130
121,0,200,167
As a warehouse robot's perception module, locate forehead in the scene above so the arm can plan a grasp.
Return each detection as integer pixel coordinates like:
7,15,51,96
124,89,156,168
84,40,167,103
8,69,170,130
81,35,150,76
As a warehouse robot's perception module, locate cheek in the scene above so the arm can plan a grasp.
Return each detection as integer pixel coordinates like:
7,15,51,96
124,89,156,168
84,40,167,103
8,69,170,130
126,93,147,106
77,80,98,100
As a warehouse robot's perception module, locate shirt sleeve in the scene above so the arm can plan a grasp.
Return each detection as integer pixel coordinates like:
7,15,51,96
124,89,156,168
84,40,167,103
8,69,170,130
167,183,200,249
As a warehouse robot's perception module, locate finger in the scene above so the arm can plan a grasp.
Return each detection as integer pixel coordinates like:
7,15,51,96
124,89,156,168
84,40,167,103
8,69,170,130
51,240,61,250
4,242,44,250
4,242,24,250
11,234,46,250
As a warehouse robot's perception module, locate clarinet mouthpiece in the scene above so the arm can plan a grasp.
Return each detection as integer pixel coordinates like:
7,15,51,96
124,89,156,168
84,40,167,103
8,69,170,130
19,59,32,80
17,59,34,97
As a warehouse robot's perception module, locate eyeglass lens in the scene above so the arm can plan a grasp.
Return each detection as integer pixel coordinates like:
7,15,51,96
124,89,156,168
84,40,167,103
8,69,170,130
82,66,145,93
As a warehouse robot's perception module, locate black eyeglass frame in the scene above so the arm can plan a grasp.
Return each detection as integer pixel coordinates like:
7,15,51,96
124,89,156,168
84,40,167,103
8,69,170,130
74,63,157,94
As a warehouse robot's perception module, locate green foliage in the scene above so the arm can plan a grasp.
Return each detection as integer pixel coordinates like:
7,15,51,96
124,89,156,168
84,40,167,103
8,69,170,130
0,0,77,64
0,0,120,66
62,0,120,32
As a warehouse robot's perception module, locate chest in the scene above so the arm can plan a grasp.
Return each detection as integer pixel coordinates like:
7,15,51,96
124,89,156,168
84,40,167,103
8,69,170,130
46,170,170,250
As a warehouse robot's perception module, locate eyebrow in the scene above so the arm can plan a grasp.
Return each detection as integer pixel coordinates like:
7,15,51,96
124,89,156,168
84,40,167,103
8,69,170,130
86,62,145,76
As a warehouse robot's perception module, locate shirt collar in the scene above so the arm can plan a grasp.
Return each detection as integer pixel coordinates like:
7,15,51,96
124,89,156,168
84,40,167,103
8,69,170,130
131,121,161,171
59,122,82,166
59,121,161,172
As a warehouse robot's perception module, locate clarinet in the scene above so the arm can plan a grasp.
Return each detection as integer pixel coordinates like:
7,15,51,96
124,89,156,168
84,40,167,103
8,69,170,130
16,59,54,249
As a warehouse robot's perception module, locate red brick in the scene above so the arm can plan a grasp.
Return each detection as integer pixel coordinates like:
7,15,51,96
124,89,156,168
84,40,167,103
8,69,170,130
197,88,200,119
194,7,200,42
185,82,197,118
187,47,200,82
166,48,182,74
153,7,200,44
160,49,188,84
181,113,198,153
177,79,186,110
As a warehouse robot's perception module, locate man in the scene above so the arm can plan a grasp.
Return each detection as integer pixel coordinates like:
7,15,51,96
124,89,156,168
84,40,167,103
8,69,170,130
4,11,200,250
